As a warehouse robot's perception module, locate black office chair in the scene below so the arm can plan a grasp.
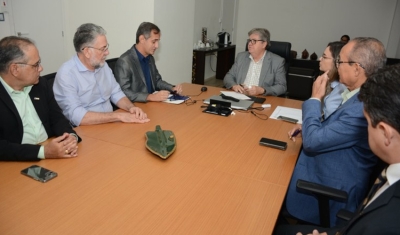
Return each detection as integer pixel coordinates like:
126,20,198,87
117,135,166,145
245,40,292,73
40,72,57,88
296,158,388,228
106,57,118,75
386,57,400,65
285,67,317,101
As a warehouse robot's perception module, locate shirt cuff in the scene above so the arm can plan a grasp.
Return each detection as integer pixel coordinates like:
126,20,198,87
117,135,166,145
309,97,321,102
38,146,45,159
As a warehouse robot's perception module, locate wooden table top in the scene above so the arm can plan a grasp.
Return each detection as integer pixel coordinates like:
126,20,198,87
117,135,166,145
0,83,303,235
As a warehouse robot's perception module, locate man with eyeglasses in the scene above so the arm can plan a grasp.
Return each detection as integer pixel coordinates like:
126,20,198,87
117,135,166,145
53,23,149,126
284,37,387,227
0,36,81,161
223,28,286,96
114,22,183,102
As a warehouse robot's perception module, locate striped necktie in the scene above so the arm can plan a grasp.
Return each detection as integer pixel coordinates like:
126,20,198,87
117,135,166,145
335,168,387,235
361,168,387,211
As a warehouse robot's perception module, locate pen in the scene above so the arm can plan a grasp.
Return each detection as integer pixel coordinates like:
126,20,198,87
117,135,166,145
291,129,301,138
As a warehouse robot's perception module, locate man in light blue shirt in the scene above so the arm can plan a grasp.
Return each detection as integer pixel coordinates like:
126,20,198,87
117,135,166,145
53,23,149,126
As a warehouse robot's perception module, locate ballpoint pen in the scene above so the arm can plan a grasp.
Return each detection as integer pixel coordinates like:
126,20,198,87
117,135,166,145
290,129,301,138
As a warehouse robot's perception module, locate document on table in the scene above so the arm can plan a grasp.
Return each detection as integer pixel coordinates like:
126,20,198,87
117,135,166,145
220,91,251,100
162,94,189,104
270,106,303,124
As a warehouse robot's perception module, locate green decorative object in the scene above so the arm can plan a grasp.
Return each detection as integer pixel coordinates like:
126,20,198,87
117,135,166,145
145,125,176,159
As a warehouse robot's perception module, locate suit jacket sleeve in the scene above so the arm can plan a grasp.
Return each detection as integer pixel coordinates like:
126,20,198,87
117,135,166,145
0,78,80,161
149,56,174,92
114,55,147,102
223,51,287,96
301,97,367,153
223,52,246,89
262,54,286,96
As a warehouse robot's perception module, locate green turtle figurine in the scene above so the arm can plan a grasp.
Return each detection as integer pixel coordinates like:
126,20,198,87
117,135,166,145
145,125,176,159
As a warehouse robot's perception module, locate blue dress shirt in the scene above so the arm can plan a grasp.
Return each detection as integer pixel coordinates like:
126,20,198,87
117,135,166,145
53,55,126,126
323,81,347,119
134,47,154,94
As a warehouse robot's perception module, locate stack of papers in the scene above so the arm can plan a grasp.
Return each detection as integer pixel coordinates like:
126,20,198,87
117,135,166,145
270,106,303,124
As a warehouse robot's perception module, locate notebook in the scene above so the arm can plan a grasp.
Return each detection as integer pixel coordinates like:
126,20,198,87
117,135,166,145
204,95,254,110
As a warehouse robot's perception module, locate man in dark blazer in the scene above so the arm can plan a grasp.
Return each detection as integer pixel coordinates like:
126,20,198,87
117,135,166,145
275,64,400,235
223,28,286,96
285,38,387,226
114,22,183,102
0,36,80,161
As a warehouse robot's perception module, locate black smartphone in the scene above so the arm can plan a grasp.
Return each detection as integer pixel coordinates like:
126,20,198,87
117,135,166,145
277,115,298,124
259,137,287,150
21,165,58,183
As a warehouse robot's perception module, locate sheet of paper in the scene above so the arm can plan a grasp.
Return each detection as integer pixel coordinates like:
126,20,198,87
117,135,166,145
270,106,303,124
220,91,251,100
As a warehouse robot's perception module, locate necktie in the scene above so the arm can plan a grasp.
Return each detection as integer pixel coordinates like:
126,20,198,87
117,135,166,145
361,168,387,211
335,168,388,235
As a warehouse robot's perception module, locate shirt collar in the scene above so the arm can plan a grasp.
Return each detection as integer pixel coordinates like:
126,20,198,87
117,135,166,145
341,87,360,104
249,51,266,63
0,75,32,95
387,163,400,186
134,45,150,62
73,54,102,73
330,80,340,89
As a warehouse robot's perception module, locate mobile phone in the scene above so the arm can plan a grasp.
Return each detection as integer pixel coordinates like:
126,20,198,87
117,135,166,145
21,165,58,183
259,137,288,150
277,115,298,124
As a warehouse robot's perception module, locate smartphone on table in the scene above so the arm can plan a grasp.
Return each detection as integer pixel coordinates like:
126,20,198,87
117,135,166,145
21,165,58,183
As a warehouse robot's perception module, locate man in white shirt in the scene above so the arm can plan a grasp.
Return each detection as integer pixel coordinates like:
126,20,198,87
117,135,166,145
223,28,286,96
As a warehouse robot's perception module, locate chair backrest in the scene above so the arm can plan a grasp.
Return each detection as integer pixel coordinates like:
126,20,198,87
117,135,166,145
286,67,316,101
106,58,118,75
386,57,400,65
245,40,292,72
40,72,57,88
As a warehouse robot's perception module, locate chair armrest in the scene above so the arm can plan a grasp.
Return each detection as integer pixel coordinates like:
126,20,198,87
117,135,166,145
296,179,348,202
336,209,354,221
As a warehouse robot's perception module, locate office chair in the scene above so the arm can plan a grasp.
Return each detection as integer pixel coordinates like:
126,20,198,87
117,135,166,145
285,67,317,101
106,58,118,75
41,72,57,88
386,57,400,65
296,158,388,227
245,40,292,73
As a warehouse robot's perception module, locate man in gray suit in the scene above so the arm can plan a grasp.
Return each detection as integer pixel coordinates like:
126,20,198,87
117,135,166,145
114,22,183,102
223,28,286,96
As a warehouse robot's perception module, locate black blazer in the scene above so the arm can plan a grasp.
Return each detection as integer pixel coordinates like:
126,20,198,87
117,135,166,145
275,180,400,235
334,179,400,235
0,77,81,161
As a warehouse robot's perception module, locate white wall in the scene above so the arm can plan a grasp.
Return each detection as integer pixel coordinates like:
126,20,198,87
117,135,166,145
2,0,399,82
61,0,194,85
387,0,400,58
62,0,155,60
235,0,398,59
0,12,12,39
154,0,195,84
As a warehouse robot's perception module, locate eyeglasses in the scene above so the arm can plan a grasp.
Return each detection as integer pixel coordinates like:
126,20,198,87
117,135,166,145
247,39,265,45
14,60,42,71
83,43,109,53
320,56,333,60
335,59,365,69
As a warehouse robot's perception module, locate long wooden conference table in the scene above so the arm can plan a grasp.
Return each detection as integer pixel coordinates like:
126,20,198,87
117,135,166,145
0,83,303,235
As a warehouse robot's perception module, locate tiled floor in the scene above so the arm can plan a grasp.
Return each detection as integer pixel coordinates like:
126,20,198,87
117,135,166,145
204,76,224,88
